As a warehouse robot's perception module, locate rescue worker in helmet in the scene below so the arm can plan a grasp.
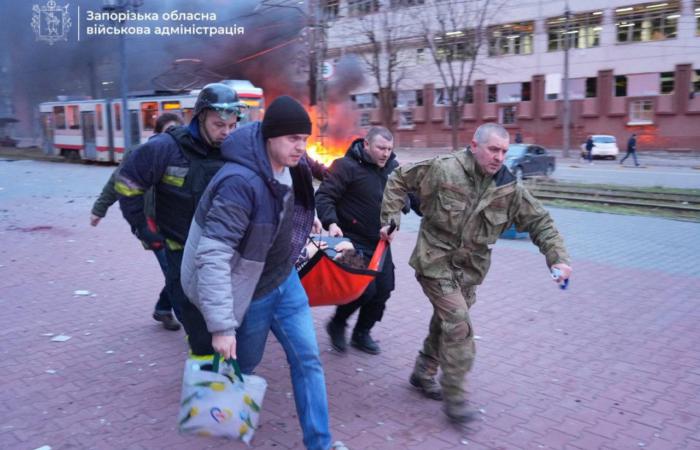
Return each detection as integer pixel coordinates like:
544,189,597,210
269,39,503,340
116,83,246,334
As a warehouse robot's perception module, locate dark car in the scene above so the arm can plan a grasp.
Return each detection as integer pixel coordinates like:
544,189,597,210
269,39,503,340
505,144,556,180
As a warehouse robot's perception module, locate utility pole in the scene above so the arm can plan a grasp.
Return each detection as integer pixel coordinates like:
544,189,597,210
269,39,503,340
103,0,142,153
562,4,571,158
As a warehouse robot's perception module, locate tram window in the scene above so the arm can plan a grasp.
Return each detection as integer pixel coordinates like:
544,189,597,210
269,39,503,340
96,104,103,130
53,106,66,130
114,104,122,131
66,105,80,129
141,101,158,131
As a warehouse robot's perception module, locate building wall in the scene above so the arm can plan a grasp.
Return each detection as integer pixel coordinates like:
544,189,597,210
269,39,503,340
326,0,700,150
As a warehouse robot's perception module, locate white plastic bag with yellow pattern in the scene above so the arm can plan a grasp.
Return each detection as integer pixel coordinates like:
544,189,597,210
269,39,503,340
178,353,267,445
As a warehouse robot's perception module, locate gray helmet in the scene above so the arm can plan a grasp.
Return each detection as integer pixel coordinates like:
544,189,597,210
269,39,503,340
193,83,247,120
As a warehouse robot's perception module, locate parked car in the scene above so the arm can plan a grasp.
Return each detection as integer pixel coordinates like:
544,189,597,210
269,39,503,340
505,144,556,180
580,134,620,160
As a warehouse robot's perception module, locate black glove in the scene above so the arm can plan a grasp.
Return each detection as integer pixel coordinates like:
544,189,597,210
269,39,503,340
135,223,165,250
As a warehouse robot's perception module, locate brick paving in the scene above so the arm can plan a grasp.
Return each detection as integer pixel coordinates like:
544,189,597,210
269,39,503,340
1,160,699,450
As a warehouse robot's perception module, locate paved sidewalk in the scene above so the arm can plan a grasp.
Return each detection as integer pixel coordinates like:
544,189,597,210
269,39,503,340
1,160,699,450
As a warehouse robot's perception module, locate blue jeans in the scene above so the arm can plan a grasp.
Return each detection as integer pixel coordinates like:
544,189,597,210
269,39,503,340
236,269,331,450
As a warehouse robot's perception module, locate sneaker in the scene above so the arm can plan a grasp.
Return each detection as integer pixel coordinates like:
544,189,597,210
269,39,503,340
153,312,181,331
326,320,347,353
351,330,380,355
442,400,478,423
409,373,443,400
331,441,349,450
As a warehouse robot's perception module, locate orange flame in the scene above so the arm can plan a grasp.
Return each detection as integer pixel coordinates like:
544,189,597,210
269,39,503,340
304,104,361,167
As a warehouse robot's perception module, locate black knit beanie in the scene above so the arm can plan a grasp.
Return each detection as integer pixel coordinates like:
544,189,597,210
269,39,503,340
261,96,312,140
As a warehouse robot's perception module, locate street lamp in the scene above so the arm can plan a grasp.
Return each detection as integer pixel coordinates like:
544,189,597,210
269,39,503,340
102,0,143,153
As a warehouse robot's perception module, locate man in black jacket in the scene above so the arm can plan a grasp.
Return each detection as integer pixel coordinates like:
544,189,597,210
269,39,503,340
316,126,398,355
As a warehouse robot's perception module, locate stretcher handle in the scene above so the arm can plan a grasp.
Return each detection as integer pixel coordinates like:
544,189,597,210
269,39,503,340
387,219,397,235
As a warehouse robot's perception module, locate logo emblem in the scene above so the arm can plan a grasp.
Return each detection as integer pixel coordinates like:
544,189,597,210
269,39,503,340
31,0,71,45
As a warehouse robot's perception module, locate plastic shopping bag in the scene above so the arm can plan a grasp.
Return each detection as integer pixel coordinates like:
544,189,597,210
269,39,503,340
178,353,267,445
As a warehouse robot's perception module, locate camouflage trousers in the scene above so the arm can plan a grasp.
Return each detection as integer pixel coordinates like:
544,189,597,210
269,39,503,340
413,274,477,402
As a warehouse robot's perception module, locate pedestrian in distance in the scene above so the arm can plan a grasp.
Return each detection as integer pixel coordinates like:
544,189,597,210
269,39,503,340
116,83,244,333
379,122,572,423
585,135,595,164
620,133,640,167
90,112,183,331
316,126,403,355
180,96,347,450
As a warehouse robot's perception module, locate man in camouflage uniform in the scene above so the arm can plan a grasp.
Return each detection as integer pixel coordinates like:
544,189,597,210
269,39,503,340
379,123,572,422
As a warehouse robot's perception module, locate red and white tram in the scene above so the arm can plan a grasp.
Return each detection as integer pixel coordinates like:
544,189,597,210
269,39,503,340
39,80,264,163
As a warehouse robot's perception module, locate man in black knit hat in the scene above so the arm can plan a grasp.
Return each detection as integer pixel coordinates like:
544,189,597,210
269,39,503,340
181,96,346,450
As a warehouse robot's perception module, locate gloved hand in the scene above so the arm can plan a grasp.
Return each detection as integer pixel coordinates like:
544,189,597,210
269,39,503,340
135,222,164,250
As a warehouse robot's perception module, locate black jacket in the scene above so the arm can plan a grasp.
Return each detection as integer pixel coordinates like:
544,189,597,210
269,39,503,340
316,138,398,248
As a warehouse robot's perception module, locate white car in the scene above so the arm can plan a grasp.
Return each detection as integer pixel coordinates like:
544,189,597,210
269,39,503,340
580,135,620,160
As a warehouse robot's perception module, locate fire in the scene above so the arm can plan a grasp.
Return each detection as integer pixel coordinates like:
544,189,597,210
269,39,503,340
304,104,361,167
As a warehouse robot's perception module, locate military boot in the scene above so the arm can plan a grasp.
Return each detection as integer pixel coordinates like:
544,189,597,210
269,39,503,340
442,400,478,423
351,329,380,355
410,353,442,400
409,373,443,400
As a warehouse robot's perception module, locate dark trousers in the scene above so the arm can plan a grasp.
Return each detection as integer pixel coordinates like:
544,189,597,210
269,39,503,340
620,150,639,165
165,248,214,355
331,245,395,333
152,248,172,314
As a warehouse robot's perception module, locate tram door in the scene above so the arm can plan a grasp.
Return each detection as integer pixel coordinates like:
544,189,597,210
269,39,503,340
40,112,54,155
81,111,97,160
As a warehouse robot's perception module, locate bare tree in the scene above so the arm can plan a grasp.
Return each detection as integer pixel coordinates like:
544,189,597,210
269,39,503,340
346,6,412,134
420,0,502,150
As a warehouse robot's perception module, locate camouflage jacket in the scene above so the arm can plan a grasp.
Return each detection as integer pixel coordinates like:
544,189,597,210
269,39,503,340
380,149,570,284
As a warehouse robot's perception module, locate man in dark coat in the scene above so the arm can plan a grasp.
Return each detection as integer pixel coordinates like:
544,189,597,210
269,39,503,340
620,133,640,166
316,126,399,355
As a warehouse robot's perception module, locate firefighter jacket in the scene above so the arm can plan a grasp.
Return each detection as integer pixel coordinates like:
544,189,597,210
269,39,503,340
116,123,225,250
380,148,570,284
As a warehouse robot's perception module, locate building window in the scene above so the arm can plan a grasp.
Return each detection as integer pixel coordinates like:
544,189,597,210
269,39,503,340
435,87,470,105
585,77,597,98
96,104,103,131
629,99,654,124
53,106,66,129
693,69,700,95
347,0,379,17
399,110,414,128
435,30,475,62
487,84,497,103
359,112,371,127
521,82,531,101
547,11,602,52
488,22,534,56
660,71,674,94
390,0,424,7
353,93,377,109
416,48,425,64
499,105,517,124
616,1,680,43
141,102,158,131
615,75,628,97
321,0,340,20
464,86,474,104
696,0,700,35
66,105,80,129
397,90,421,108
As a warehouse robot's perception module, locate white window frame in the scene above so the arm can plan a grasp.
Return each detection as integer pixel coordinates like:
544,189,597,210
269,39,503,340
628,99,654,125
